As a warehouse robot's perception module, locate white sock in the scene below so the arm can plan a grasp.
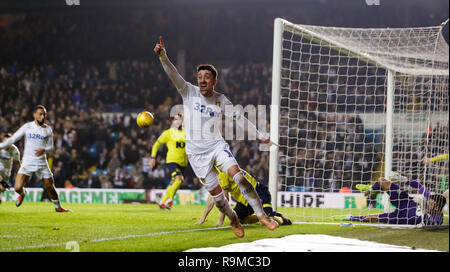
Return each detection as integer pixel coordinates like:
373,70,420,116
52,199,62,209
232,172,264,217
212,191,235,219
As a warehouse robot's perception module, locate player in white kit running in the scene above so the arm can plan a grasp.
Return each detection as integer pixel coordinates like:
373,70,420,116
0,105,70,212
0,133,21,204
154,36,278,237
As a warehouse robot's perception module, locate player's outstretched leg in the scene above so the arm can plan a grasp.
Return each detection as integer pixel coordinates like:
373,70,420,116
15,188,27,207
258,214,279,230
211,187,244,238
14,174,29,207
167,176,183,209
229,211,244,238
230,170,278,231
43,178,71,212
159,184,172,210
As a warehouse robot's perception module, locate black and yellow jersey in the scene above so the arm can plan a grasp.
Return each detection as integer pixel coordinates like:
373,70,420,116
217,168,258,206
151,128,187,167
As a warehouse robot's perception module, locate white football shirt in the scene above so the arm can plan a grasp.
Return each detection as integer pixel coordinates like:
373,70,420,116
0,121,53,166
179,81,233,155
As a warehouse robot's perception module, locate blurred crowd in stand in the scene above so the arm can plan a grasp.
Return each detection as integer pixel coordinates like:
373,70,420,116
0,4,447,192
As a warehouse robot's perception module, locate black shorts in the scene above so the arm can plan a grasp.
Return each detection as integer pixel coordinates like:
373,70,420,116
165,163,185,180
233,182,276,219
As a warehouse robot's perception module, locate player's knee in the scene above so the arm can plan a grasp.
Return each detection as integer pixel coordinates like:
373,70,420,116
227,165,240,177
232,171,245,185
232,172,253,194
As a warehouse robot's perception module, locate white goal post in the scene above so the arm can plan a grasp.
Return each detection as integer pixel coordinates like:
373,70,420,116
269,18,449,227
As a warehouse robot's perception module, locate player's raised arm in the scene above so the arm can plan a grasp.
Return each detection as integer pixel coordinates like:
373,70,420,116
154,36,188,95
0,124,27,150
195,194,216,225
149,130,169,168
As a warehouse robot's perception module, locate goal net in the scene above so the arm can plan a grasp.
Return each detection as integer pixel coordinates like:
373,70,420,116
268,18,449,228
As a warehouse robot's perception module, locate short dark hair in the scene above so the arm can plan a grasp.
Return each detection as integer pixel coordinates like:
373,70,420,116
197,64,218,79
33,105,47,113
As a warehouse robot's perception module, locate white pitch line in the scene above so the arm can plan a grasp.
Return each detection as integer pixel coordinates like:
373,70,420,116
0,226,230,251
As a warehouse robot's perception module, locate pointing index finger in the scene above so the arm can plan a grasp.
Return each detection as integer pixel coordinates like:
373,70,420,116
159,36,164,47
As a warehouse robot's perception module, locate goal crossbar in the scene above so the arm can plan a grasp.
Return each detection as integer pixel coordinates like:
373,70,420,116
278,18,449,76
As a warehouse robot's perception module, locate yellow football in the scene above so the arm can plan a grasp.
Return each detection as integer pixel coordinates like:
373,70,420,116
136,111,154,128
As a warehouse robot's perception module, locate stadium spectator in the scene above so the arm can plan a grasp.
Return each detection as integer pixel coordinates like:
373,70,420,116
65,180,75,189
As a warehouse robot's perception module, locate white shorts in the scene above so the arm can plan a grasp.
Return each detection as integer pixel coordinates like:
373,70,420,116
18,164,53,180
188,142,238,191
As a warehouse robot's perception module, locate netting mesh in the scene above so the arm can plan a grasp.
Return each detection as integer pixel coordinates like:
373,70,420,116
392,74,449,193
274,19,449,226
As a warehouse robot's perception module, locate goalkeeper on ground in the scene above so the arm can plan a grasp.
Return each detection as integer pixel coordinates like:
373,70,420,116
196,168,292,226
149,113,187,210
337,173,446,226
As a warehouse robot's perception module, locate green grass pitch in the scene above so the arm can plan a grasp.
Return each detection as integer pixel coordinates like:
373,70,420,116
0,202,448,252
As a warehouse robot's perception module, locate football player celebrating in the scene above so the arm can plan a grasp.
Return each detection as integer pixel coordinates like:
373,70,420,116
0,105,70,212
0,133,21,204
154,36,278,238
196,168,292,227
149,113,187,210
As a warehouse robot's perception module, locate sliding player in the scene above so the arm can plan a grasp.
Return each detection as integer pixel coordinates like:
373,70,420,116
337,174,446,225
0,133,21,204
149,113,187,210
154,36,278,238
0,105,70,212
196,168,291,227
